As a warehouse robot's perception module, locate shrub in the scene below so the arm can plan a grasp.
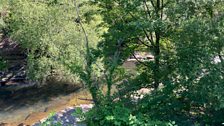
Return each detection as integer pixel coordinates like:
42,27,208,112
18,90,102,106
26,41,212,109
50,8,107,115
0,57,6,70
84,103,176,126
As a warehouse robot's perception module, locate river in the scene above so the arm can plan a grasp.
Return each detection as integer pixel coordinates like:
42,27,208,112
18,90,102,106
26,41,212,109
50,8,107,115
0,84,92,126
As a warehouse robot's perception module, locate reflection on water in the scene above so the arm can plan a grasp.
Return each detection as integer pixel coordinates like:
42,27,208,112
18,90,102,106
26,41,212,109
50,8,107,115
0,84,92,125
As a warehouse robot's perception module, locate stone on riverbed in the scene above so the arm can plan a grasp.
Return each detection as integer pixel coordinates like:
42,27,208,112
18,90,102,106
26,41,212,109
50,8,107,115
32,104,93,126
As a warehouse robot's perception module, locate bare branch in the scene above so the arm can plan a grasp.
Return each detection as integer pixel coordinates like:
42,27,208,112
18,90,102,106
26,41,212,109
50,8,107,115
131,52,150,67
74,0,90,63
150,0,156,10
137,37,151,48
143,0,151,18
143,29,155,47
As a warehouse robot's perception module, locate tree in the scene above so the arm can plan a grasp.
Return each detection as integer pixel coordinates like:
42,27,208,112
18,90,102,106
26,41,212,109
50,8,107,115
7,0,100,84
93,0,178,89
89,0,224,125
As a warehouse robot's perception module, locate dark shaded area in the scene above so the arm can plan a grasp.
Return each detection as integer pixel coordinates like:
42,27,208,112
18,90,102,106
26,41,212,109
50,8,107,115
0,37,27,87
0,84,81,112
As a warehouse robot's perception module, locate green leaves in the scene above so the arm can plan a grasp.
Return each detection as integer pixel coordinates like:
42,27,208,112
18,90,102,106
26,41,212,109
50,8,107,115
72,107,86,122
91,0,224,125
0,57,7,71
8,0,100,83
0,18,6,29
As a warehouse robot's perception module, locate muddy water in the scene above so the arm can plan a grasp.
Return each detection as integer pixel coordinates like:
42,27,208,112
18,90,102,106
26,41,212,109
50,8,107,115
0,84,92,126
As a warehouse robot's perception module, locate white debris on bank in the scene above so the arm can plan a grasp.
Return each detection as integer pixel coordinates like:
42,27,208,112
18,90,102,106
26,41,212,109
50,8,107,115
32,104,93,126
131,88,152,101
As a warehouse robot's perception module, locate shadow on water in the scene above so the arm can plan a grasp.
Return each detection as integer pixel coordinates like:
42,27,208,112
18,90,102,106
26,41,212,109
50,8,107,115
0,83,81,112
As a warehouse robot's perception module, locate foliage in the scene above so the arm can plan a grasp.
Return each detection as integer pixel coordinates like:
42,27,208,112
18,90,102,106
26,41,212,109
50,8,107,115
1,0,224,125
86,0,224,125
7,0,100,84
72,107,86,122
40,112,62,126
0,0,9,37
85,103,176,126
0,57,7,71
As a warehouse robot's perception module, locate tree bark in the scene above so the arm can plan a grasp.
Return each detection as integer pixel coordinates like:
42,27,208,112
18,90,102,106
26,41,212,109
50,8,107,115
154,32,160,89
153,0,162,89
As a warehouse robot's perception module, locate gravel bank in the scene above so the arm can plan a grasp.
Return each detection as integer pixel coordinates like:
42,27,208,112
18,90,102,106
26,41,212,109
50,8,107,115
33,104,93,126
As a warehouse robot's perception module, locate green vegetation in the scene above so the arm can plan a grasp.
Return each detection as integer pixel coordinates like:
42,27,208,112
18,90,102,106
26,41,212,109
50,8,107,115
0,57,6,70
40,112,62,126
0,0,224,125
7,0,101,83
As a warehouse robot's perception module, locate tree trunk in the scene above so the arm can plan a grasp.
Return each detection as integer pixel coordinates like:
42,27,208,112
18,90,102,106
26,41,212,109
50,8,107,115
153,0,161,89
154,32,160,89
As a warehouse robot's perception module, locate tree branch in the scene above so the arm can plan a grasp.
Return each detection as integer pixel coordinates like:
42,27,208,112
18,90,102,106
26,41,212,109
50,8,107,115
218,54,224,63
137,37,151,48
143,29,155,47
131,52,150,67
128,12,155,47
161,0,163,19
143,0,151,18
74,0,90,63
150,0,156,10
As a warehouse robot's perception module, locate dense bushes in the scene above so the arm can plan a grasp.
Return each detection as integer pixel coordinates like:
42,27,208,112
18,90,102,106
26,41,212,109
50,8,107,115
83,102,177,126
6,0,100,84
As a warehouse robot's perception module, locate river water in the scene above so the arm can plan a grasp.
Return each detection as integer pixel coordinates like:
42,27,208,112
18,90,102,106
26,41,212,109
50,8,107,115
0,84,92,126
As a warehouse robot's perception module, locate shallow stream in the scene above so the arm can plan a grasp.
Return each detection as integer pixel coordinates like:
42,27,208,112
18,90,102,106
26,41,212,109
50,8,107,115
0,84,92,126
